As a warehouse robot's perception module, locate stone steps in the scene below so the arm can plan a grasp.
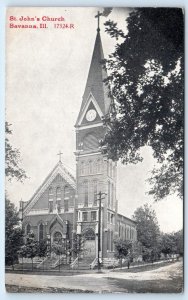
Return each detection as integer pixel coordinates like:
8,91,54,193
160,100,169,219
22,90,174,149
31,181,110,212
76,257,95,269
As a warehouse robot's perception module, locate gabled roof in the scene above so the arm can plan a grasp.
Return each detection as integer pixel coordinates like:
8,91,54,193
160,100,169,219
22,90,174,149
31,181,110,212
23,162,76,216
49,214,67,230
75,31,112,126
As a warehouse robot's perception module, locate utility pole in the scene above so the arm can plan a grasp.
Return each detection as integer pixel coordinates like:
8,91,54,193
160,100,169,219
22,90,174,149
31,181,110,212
97,191,106,271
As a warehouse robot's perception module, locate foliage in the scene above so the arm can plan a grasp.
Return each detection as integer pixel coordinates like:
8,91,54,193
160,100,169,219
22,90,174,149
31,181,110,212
103,8,184,200
5,196,24,267
174,230,183,256
132,204,160,261
19,232,38,270
114,239,132,259
71,234,86,257
19,232,38,258
160,230,183,256
5,121,27,182
37,239,48,258
51,243,65,256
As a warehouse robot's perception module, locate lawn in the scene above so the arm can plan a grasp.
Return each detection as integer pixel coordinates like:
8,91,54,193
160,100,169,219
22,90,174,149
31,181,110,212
5,284,94,293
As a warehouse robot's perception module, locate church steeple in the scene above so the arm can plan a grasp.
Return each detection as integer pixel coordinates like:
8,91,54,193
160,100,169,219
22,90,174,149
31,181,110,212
75,27,111,126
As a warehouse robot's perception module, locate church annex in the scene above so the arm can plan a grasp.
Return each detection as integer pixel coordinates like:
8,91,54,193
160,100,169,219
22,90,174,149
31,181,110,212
20,21,137,268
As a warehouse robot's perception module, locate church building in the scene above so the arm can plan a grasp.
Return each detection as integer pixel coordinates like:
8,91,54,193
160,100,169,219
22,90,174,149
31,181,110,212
20,19,137,268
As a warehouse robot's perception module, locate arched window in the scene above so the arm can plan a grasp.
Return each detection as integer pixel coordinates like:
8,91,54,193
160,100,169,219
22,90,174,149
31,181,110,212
88,160,93,174
107,230,110,250
83,181,88,207
64,186,69,198
93,160,97,174
111,231,114,251
80,161,85,175
48,187,53,212
108,181,111,207
113,165,116,178
56,187,61,201
26,223,31,235
111,183,114,209
39,223,44,241
56,187,61,213
64,186,69,212
109,161,112,177
83,228,95,240
93,180,98,206
126,227,128,240
48,187,53,200
97,159,101,173
107,161,109,176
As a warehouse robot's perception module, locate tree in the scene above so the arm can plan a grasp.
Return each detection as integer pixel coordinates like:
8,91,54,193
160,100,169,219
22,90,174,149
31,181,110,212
19,232,38,271
103,8,183,200
71,233,86,258
114,239,132,267
5,196,23,268
37,239,48,258
174,229,183,256
160,230,183,257
132,204,160,261
5,121,27,182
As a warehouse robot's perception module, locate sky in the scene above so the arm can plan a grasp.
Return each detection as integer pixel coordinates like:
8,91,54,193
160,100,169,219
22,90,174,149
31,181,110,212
6,7,183,233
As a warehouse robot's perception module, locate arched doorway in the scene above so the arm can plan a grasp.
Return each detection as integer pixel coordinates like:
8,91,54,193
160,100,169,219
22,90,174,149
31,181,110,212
82,228,96,258
53,231,63,244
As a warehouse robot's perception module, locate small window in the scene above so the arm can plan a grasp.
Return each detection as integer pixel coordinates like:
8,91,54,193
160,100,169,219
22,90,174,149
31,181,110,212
89,160,93,174
48,187,53,200
108,212,110,223
91,211,97,221
111,231,114,251
113,165,116,178
110,214,114,224
49,201,53,213
57,201,61,213
107,230,110,251
82,212,88,222
108,181,111,207
83,181,88,207
107,161,109,176
80,161,85,175
39,223,44,241
111,183,114,209
26,224,31,235
64,186,69,199
97,159,101,173
93,180,98,206
110,162,112,177
64,199,69,212
56,187,61,201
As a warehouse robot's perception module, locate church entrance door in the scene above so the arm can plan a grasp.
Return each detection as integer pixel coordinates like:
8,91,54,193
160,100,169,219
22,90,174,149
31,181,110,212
84,240,96,257
83,228,96,258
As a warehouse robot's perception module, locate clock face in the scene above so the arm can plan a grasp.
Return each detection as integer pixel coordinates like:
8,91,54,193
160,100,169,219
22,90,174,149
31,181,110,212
86,109,97,122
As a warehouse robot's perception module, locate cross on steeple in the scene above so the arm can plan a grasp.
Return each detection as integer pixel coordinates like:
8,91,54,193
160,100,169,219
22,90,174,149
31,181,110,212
95,11,103,32
57,151,63,162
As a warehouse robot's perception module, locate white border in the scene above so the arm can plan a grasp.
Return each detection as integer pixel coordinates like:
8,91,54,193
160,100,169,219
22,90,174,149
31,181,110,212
0,1,186,300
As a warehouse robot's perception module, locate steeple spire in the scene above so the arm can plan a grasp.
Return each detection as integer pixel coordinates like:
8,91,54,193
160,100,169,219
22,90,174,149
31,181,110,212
75,16,112,126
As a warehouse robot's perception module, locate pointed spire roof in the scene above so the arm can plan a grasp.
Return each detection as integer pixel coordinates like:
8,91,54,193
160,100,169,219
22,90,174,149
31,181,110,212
76,30,112,126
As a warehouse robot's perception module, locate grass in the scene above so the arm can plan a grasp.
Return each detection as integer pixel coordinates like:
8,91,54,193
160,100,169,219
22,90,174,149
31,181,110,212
114,260,177,273
108,277,183,293
6,284,94,293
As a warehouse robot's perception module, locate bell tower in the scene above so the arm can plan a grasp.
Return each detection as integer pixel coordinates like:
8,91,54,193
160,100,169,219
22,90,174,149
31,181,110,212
74,16,117,258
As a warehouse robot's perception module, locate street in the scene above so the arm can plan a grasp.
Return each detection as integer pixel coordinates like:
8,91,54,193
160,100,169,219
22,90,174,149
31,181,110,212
5,260,183,293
